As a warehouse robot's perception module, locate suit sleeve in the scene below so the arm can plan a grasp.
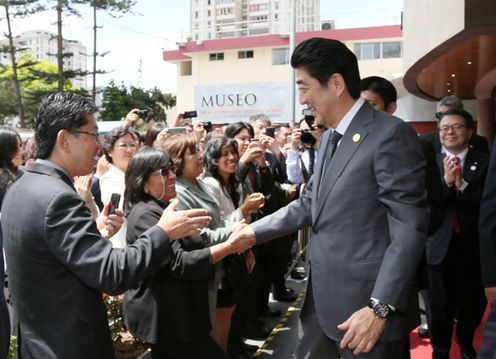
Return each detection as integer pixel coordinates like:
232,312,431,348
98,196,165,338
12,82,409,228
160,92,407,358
251,176,314,243
372,122,430,311
480,143,496,287
44,192,174,295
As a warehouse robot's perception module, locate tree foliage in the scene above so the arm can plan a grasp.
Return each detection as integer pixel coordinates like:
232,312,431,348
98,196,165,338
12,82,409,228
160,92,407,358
100,81,176,125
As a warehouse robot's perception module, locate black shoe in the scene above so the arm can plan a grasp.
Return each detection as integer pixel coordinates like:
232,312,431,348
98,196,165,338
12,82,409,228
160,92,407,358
417,324,429,338
248,325,271,339
460,346,477,359
261,308,281,317
273,288,297,302
290,270,307,281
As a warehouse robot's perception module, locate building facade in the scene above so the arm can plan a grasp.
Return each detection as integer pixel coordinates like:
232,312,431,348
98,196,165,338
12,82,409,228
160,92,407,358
164,25,403,124
0,30,87,89
190,0,320,41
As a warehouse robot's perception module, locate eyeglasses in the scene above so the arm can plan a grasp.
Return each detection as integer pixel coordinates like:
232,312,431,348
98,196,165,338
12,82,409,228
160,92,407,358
152,166,177,177
73,130,100,141
116,143,138,150
439,123,467,133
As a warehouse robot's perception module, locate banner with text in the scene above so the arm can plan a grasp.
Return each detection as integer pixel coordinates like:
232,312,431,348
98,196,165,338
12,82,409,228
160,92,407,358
195,82,299,124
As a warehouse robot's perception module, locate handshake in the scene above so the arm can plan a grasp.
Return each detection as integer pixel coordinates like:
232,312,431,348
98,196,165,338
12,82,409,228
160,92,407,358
226,221,257,254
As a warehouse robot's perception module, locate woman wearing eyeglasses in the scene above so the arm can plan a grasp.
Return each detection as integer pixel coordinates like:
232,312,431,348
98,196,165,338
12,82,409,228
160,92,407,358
100,128,140,247
123,147,247,359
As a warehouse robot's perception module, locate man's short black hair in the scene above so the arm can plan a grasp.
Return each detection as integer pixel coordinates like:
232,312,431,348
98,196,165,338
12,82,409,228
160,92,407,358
34,92,98,159
439,108,475,128
290,37,361,99
361,76,397,108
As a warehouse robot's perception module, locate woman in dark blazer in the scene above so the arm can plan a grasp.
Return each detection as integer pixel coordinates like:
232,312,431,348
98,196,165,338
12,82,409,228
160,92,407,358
123,147,248,359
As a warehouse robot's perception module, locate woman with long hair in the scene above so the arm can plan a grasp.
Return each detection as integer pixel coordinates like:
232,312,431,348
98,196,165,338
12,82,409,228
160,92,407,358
123,146,248,359
202,136,264,351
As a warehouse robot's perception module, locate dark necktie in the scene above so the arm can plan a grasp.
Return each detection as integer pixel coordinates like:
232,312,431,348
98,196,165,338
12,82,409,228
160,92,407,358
318,131,342,192
328,131,343,159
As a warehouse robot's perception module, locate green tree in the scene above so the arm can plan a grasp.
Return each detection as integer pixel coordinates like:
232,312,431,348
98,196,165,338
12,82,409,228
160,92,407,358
0,52,77,126
100,81,176,125
1,0,45,127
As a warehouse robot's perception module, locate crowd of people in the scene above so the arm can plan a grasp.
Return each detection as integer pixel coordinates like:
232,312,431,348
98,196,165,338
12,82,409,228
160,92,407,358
1,37,496,359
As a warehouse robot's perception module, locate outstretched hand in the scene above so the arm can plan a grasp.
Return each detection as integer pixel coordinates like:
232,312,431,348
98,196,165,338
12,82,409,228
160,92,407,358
227,224,256,254
157,199,211,240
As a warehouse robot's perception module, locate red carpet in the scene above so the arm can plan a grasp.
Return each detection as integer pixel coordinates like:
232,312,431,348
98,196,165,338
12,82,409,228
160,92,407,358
410,305,490,359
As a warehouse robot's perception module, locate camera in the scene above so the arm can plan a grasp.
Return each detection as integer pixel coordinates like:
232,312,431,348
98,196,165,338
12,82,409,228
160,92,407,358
183,110,198,119
203,121,213,133
302,108,315,128
137,109,149,119
265,127,275,138
300,128,316,145
109,193,121,215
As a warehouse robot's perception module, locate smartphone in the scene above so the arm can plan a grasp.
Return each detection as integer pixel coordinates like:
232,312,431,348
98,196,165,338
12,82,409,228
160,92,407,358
167,127,187,135
182,110,198,119
109,193,121,215
265,127,275,138
249,138,260,147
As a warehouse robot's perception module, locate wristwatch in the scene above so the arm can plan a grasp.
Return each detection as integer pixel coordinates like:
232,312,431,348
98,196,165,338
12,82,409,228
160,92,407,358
368,298,393,319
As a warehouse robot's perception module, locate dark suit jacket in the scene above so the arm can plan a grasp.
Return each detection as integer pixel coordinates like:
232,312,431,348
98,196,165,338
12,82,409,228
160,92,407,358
123,198,214,344
251,102,429,341
1,163,174,359
480,141,496,287
426,150,489,266
421,131,489,154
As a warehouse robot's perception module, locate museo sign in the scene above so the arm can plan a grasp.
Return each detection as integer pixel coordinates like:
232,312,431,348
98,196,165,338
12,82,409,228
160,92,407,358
195,81,299,123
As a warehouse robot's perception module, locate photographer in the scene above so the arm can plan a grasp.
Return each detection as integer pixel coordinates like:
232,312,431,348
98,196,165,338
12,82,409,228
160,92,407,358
286,117,324,185
121,108,148,130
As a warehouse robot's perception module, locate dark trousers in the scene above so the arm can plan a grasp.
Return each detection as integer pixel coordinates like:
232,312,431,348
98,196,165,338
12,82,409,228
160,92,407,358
269,235,293,296
150,335,227,359
479,303,496,359
427,235,486,358
298,276,410,359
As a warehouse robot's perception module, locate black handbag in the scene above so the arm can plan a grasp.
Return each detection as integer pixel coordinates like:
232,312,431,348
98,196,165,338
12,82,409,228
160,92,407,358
221,254,251,300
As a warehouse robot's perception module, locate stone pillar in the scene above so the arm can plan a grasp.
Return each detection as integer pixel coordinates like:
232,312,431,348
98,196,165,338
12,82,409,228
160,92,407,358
477,98,495,147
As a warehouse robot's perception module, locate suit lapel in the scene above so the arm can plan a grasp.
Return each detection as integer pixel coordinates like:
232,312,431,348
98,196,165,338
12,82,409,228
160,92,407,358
313,106,372,222
311,129,331,220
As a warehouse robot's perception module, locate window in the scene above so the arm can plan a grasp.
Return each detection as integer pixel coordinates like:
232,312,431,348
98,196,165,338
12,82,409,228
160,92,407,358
209,52,224,61
382,41,402,58
250,28,269,35
354,42,380,60
238,50,254,59
353,41,403,60
272,48,289,65
208,9,211,16
180,61,192,76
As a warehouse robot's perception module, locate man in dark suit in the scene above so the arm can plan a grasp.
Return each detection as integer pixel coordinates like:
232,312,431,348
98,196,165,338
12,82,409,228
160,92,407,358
420,95,489,154
0,92,211,359
477,138,496,358
231,38,429,359
426,108,488,359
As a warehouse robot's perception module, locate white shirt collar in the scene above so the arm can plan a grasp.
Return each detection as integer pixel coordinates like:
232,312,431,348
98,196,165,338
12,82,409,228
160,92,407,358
445,147,469,166
334,97,365,135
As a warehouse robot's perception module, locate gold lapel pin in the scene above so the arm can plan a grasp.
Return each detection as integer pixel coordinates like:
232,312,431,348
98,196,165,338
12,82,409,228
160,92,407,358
352,133,361,142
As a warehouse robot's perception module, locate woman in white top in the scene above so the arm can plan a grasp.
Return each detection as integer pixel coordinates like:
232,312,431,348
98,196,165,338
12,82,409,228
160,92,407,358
100,128,139,248
202,136,265,352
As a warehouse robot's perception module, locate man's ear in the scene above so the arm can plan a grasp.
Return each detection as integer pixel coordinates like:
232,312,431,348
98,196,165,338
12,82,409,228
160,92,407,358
329,73,346,97
56,129,72,153
387,101,397,115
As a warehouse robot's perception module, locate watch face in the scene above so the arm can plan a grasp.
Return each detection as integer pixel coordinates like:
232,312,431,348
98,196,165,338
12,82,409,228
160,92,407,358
373,303,391,318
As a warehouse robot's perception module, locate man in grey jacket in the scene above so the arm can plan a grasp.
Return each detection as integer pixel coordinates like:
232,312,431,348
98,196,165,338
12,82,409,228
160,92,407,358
231,38,429,358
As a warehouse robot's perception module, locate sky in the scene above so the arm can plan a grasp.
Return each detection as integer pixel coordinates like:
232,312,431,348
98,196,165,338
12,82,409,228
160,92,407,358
6,0,403,94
